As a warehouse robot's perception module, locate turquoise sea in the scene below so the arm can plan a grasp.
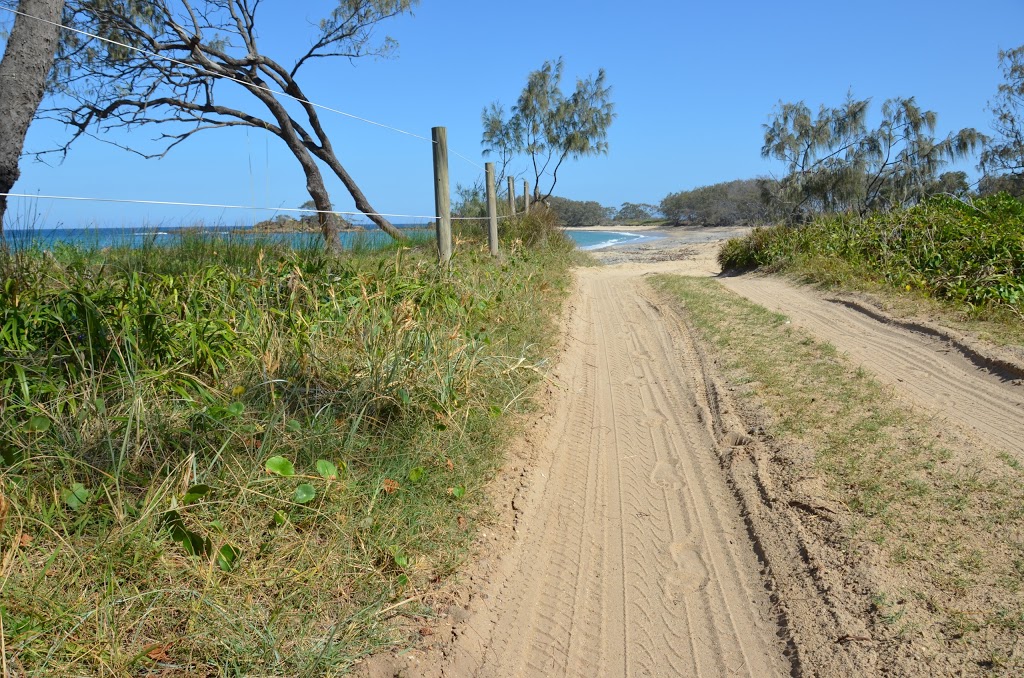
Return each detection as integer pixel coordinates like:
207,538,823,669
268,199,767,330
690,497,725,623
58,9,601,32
564,229,661,250
1,225,656,251
0,225,423,250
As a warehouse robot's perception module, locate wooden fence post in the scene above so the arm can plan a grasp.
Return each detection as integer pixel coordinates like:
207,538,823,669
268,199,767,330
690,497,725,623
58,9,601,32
432,126,452,265
485,162,499,257
524,180,530,214
507,176,516,216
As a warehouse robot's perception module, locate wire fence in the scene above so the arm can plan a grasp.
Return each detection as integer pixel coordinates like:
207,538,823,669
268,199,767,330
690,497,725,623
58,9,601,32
0,4,519,234
0,191,518,223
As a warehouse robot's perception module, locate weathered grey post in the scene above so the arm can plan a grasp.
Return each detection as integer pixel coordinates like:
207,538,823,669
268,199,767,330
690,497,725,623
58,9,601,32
507,176,516,216
524,180,530,214
432,126,452,265
485,162,500,257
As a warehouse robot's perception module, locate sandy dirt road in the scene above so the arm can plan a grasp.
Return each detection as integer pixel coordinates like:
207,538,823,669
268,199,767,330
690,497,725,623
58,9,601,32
430,264,791,677
362,228,1024,677
718,276,1024,458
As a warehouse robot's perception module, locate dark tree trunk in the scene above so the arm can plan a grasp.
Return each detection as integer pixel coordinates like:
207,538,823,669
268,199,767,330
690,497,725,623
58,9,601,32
282,134,341,252
305,166,342,253
313,148,406,241
246,85,343,251
0,0,66,236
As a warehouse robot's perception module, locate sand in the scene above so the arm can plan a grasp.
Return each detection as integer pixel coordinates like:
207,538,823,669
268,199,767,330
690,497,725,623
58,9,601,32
358,225,1024,677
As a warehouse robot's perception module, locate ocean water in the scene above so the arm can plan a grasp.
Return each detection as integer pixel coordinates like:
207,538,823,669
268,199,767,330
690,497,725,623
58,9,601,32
0,225,427,250
563,229,660,250
2,225,654,252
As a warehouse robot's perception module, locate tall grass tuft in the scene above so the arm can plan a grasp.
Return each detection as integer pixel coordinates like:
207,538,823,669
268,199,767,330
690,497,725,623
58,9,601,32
0,217,575,675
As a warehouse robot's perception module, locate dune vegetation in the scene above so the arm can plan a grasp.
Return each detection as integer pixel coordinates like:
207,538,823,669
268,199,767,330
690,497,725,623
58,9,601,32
0,212,577,676
717,194,1024,330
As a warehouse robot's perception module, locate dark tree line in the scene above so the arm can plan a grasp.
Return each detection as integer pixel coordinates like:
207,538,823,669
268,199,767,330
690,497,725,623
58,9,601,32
661,179,767,226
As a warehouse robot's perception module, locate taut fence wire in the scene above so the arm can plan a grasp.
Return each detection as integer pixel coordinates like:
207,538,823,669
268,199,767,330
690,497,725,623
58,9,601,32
0,4,484,171
0,5,529,259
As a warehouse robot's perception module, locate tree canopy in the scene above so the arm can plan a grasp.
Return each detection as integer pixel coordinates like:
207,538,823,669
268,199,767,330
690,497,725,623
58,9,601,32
762,95,984,222
613,202,660,222
481,57,615,202
546,196,611,228
39,0,417,247
981,45,1024,183
661,179,768,226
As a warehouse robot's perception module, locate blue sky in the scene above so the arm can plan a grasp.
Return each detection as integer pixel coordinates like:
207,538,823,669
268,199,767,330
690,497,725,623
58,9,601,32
4,0,1024,228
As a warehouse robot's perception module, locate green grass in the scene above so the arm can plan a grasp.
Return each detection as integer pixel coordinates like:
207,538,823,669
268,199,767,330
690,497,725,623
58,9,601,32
650,275,1024,671
716,194,1024,341
0,212,577,676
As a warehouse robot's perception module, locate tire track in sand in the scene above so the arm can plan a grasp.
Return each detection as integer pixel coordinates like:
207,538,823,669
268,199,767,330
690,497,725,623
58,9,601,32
719,276,1024,459
470,268,788,677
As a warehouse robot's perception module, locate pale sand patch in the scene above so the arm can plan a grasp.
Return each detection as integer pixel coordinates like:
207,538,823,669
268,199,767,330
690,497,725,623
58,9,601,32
359,226,1024,677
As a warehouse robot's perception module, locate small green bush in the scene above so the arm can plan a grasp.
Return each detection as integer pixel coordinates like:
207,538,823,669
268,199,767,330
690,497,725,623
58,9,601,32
718,194,1024,315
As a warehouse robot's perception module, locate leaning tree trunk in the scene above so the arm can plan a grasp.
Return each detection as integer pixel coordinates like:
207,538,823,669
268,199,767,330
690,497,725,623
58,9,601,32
293,145,341,252
286,82,408,242
311,144,406,241
0,0,66,237
305,167,342,253
247,83,344,251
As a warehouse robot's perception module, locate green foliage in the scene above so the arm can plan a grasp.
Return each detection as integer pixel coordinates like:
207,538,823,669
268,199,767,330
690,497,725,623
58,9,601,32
482,57,615,200
452,178,494,220
927,171,971,198
217,543,241,572
613,202,660,222
316,459,340,480
265,456,296,477
660,178,768,225
762,94,985,221
24,416,50,433
981,44,1024,180
718,194,1024,315
62,482,91,510
546,196,611,228
291,483,316,504
501,207,579,251
717,233,769,271
182,484,212,504
979,172,1024,198
0,226,575,674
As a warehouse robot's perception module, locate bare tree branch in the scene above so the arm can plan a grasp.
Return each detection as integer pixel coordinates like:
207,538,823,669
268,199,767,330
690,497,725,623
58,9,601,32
41,0,419,246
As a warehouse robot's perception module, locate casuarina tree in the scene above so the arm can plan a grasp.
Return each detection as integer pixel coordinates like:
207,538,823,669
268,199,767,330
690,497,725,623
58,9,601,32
0,0,66,237
481,57,615,203
762,94,983,222
981,45,1024,183
39,0,416,249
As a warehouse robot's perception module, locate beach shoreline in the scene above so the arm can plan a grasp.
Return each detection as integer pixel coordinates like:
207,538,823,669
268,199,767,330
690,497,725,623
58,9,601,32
578,223,753,266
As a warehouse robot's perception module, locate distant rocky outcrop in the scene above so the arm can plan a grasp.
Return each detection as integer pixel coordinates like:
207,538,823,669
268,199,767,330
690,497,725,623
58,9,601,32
250,213,360,233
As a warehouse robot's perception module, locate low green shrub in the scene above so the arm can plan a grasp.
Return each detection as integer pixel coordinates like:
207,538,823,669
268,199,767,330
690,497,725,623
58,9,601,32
718,194,1024,315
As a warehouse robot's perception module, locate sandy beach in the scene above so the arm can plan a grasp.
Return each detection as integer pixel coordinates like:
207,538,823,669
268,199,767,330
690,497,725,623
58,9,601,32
572,223,753,267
